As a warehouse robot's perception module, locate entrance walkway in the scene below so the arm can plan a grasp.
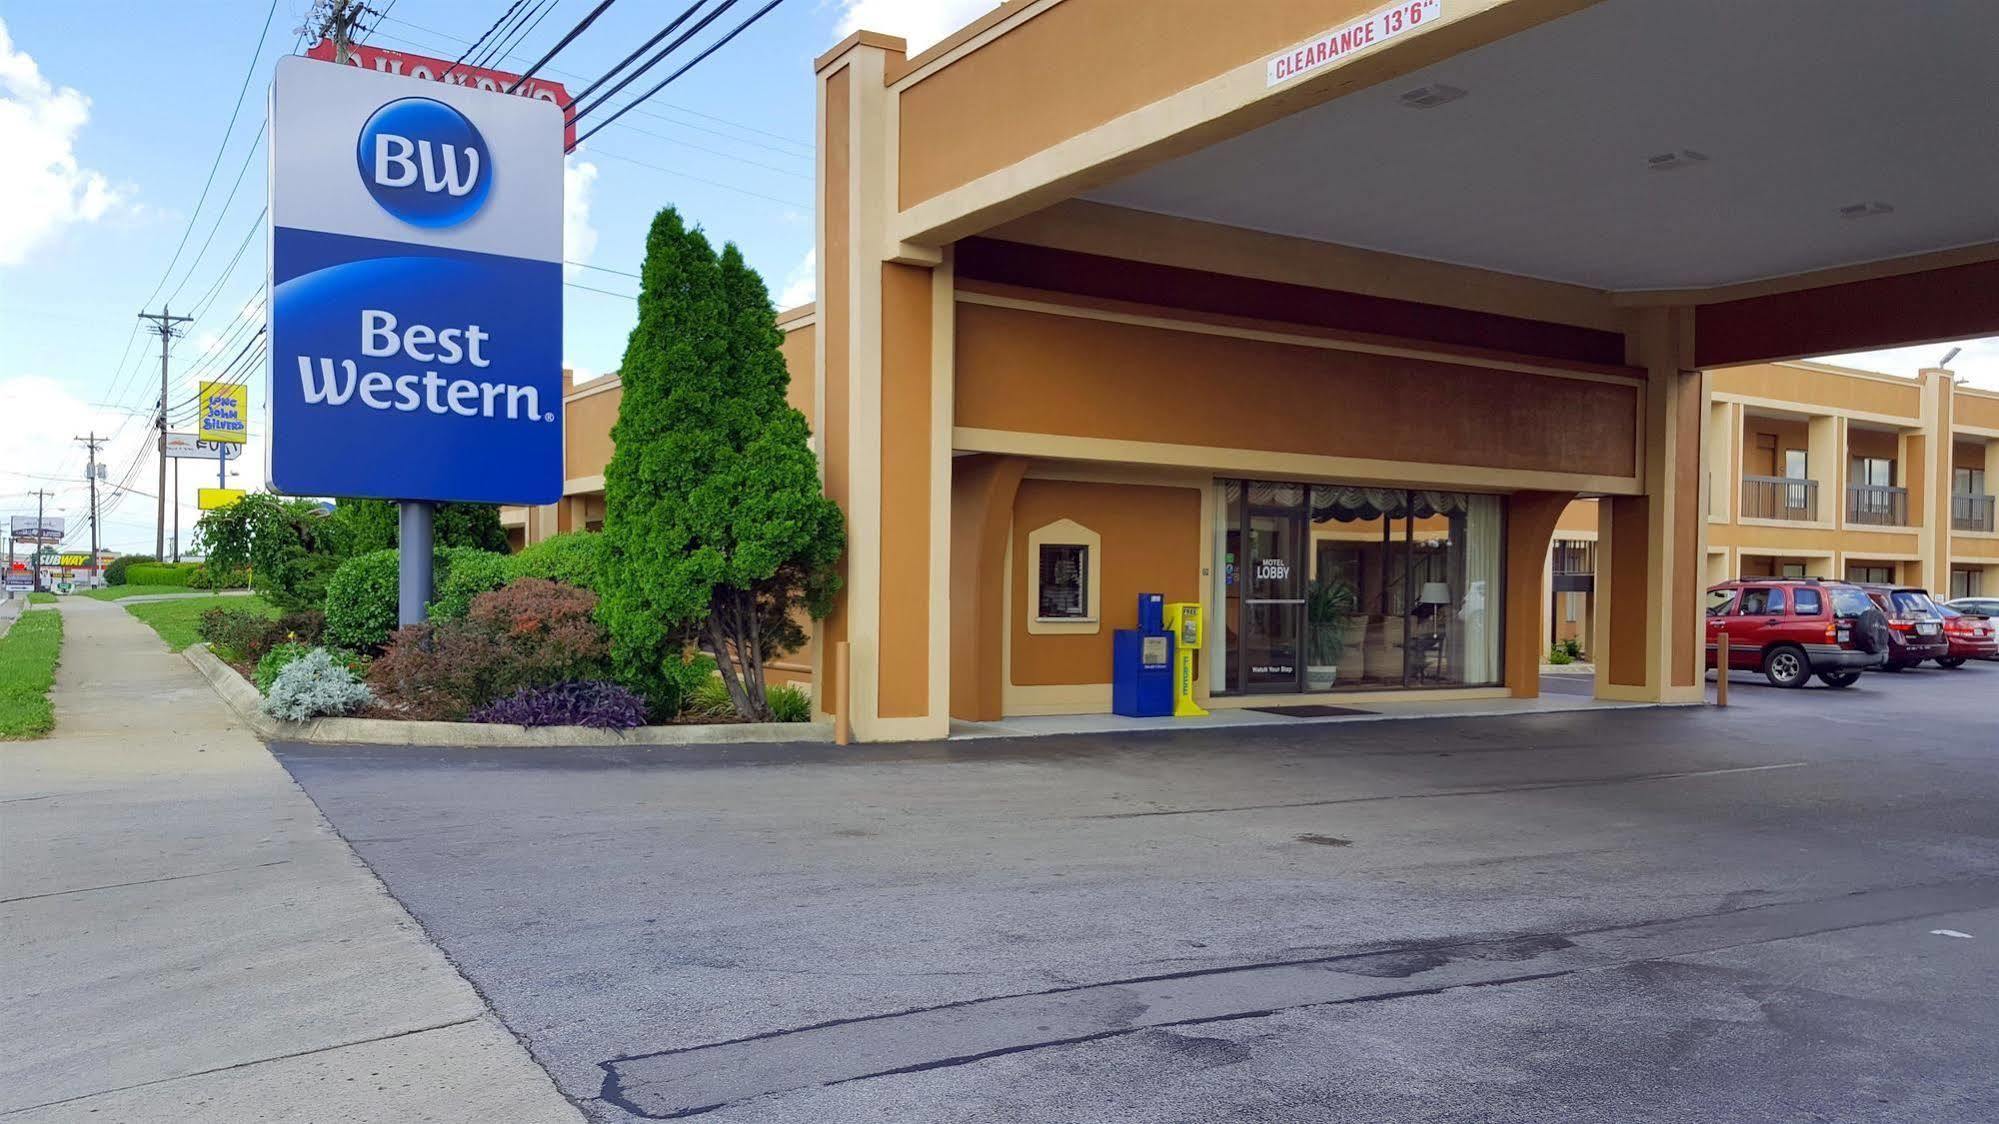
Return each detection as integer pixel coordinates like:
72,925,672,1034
951,678,1656,740
0,599,579,1122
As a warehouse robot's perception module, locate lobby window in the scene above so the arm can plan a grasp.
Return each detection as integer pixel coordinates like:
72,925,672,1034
1038,545,1089,618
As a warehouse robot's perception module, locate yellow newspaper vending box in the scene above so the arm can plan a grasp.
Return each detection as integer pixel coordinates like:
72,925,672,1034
1161,602,1208,717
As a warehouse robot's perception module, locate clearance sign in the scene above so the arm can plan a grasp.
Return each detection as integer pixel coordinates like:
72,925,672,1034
198,380,250,444
1267,0,1441,87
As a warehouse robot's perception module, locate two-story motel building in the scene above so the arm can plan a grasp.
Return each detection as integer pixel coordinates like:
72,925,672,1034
513,1,1998,740
1544,363,1999,660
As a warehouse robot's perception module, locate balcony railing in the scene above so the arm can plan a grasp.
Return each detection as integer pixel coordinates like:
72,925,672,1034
1955,493,1997,534
1742,476,1818,521
1846,484,1909,527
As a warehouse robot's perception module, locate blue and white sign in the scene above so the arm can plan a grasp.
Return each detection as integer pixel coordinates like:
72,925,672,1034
268,56,563,504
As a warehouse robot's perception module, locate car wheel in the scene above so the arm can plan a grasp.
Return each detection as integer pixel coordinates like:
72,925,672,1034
1762,645,1809,688
1817,671,1861,688
1936,657,1966,669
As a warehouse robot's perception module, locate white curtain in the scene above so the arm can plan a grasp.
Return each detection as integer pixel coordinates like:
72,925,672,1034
1457,494,1503,685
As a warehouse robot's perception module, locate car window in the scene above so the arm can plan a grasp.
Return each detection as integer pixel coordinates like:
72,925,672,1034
1829,588,1873,618
1737,588,1784,615
1793,588,1822,615
1705,589,1736,617
1889,590,1937,618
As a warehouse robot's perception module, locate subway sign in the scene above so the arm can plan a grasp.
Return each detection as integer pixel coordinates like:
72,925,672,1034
267,56,563,505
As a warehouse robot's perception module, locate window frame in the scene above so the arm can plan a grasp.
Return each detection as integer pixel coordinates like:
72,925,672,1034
1025,519,1103,635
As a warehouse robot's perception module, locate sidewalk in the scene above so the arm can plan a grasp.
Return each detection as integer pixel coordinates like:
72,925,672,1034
0,599,580,1122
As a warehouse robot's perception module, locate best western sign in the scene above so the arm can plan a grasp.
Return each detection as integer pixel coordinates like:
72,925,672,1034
268,56,563,505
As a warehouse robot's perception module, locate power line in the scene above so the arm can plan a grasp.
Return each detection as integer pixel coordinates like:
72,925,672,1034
135,0,280,315
443,0,529,80
566,0,715,115
588,145,808,208
476,0,563,72
505,0,621,92
372,18,812,153
572,0,789,149
569,0,736,126
164,121,268,306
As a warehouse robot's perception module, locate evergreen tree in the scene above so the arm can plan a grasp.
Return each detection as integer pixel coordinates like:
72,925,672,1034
328,498,507,553
600,208,844,720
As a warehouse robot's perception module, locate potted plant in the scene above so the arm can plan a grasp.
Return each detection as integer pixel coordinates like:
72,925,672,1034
1305,577,1358,690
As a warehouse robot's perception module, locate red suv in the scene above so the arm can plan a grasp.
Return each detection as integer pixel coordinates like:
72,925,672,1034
1855,584,1949,670
1706,579,1889,688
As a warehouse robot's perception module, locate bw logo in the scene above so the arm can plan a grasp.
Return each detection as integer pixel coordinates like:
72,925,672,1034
356,97,492,229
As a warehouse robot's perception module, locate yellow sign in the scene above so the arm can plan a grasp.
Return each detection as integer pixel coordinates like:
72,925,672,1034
198,487,246,511
197,380,249,444
1162,602,1209,717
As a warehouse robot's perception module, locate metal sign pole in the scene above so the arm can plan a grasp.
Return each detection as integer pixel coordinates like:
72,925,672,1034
397,501,434,627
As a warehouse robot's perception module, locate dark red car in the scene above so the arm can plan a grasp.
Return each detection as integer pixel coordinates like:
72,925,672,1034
1706,579,1889,688
1856,584,1949,670
1935,605,1999,667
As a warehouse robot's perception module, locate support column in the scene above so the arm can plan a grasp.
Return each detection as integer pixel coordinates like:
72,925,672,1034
1808,413,1840,525
1505,491,1578,698
950,455,1027,721
813,33,954,741
1597,306,1707,704
1915,367,1955,591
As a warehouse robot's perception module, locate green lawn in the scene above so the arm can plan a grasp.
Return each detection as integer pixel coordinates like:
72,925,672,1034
125,595,278,652
0,609,62,739
27,592,55,605
75,585,214,601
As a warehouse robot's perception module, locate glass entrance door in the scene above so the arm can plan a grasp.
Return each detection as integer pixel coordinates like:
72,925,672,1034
1242,495,1305,693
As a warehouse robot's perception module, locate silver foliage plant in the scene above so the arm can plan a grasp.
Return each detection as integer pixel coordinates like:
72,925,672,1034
261,647,375,722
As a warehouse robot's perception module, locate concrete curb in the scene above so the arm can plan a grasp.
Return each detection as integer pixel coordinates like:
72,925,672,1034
181,643,835,748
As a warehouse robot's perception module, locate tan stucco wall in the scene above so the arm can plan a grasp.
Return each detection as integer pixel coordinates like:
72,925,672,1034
1007,478,1202,688
1711,363,1922,421
954,298,1641,480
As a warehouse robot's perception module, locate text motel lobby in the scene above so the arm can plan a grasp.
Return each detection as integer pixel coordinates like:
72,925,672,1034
521,1,1998,741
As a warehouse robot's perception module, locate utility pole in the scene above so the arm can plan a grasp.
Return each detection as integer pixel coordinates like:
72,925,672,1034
75,433,105,585
26,489,54,593
138,306,192,560
315,0,370,63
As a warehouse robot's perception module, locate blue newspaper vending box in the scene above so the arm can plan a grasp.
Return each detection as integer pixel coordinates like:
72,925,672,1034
1112,592,1174,717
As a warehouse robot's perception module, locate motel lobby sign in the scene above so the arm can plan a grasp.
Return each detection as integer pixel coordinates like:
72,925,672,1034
1268,0,1442,86
266,56,564,506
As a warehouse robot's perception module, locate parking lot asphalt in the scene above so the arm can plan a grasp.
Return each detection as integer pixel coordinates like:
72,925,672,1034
274,660,1999,1122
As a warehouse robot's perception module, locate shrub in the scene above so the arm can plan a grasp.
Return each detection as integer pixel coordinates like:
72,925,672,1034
324,549,401,652
681,673,733,720
104,554,157,586
261,648,375,721
186,563,249,590
507,531,603,591
273,609,326,648
1547,646,1573,665
369,579,611,720
199,607,279,663
1560,638,1584,659
124,561,202,587
255,642,313,695
767,683,811,723
430,548,510,620
469,680,649,728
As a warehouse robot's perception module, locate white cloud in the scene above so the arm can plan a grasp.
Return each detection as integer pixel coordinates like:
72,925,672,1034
836,0,998,53
776,249,815,309
1821,336,1999,393
563,155,599,280
0,18,126,266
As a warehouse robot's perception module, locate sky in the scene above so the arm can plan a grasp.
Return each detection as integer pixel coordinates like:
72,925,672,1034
1,0,1993,557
